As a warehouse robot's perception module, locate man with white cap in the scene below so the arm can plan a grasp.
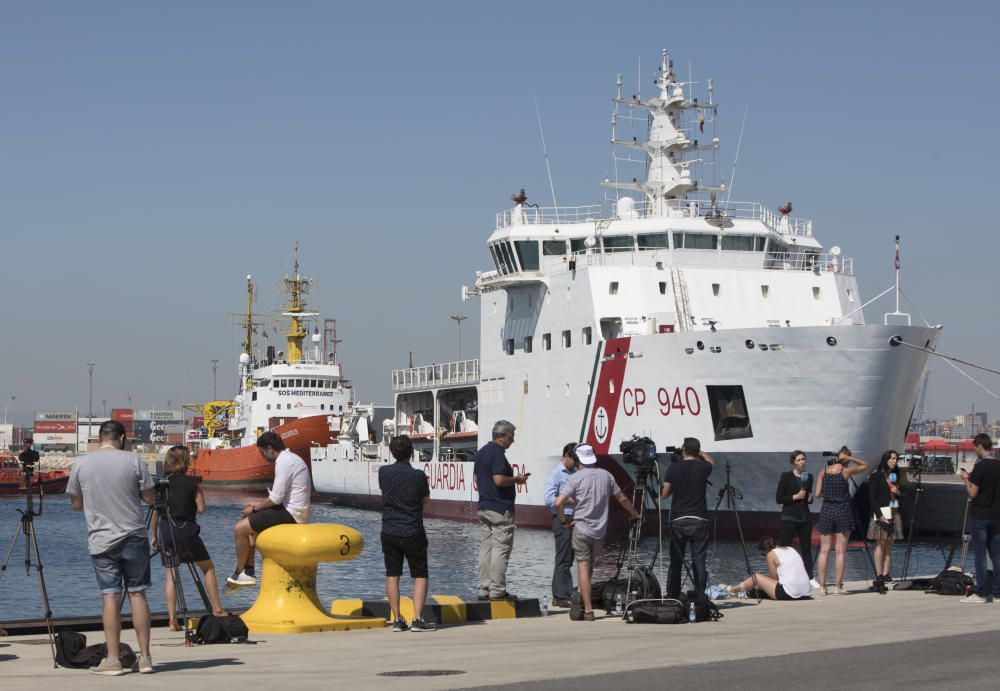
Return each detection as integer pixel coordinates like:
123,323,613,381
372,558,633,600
555,444,640,620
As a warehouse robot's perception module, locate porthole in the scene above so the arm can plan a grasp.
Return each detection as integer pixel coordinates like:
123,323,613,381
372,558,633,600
826,336,838,347
745,339,755,349
696,341,705,351
759,344,769,351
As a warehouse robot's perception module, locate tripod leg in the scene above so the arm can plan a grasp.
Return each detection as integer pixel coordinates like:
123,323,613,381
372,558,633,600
26,523,58,668
0,520,25,583
728,491,760,603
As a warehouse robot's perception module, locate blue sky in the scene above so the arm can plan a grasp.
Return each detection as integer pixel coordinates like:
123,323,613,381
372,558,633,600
1,1,998,424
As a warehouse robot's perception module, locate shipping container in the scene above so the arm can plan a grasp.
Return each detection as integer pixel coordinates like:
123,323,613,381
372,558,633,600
111,408,134,422
34,420,78,433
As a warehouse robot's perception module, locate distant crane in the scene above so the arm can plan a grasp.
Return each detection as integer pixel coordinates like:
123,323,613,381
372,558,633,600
914,370,930,424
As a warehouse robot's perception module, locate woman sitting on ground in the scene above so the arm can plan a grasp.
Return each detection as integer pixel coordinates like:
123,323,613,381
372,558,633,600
815,446,870,595
868,449,904,590
150,446,227,630
728,536,812,600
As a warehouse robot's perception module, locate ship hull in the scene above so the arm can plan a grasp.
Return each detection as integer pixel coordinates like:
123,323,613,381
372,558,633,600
0,472,70,496
312,323,938,537
191,414,339,490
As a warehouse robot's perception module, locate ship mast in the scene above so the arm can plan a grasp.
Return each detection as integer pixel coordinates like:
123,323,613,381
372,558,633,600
280,245,317,364
604,48,723,216
238,274,258,392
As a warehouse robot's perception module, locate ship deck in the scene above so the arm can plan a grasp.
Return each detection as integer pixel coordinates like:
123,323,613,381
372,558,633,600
3,578,996,689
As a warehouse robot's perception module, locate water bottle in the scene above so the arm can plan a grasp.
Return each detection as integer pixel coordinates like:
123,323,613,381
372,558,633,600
541,595,549,615
738,586,747,600
688,602,696,623
614,593,623,614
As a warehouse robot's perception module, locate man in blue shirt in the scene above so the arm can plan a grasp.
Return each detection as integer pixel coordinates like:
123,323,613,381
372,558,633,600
544,443,578,607
474,420,527,600
379,435,435,631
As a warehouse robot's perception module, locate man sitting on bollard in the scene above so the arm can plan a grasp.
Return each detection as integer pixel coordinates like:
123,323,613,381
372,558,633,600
228,431,310,588
556,444,641,621
379,434,436,632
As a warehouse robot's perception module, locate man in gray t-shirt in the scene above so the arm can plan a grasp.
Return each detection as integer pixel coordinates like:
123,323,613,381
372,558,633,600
555,444,640,620
68,420,155,675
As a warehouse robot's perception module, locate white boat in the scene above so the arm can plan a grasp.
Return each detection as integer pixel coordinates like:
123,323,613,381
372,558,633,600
312,49,939,531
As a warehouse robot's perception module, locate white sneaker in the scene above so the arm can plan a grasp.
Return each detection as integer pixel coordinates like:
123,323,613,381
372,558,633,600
960,593,988,604
810,578,821,589
226,572,257,587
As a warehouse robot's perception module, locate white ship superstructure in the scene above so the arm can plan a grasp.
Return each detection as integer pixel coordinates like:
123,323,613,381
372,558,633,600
312,50,939,529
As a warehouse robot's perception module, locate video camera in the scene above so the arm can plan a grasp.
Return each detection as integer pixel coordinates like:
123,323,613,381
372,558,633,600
619,436,659,469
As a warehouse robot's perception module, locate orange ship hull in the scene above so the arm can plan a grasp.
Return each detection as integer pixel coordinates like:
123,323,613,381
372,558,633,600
0,469,70,496
190,414,338,491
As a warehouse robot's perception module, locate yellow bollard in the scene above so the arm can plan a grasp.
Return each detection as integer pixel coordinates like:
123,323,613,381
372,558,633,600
240,523,385,634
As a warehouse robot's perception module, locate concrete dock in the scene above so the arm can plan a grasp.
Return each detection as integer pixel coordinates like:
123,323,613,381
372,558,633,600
1,580,997,689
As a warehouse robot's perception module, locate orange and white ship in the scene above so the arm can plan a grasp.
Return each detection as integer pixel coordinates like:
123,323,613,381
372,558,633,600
190,251,352,490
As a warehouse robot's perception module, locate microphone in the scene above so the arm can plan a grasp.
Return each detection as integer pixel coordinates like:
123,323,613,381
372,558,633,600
800,472,811,492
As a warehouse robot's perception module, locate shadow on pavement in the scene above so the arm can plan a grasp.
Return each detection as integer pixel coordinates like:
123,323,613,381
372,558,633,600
152,657,245,672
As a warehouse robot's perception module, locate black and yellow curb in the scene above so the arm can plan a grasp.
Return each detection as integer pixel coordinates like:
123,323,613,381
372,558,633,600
330,594,541,625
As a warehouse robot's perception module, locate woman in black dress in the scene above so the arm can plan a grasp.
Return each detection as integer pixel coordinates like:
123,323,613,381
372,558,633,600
151,446,226,630
815,446,870,595
775,450,815,585
867,449,904,591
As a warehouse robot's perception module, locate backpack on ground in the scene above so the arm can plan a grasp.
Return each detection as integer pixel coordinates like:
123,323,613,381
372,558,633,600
194,614,249,644
926,567,974,596
56,631,136,671
596,566,663,612
625,599,686,624
54,630,87,669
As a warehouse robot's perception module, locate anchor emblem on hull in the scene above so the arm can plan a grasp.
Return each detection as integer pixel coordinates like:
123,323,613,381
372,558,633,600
594,406,609,444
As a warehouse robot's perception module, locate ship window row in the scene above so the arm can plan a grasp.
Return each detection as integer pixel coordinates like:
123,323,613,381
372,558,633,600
493,233,766,268
266,403,344,412
505,326,593,355
272,378,338,389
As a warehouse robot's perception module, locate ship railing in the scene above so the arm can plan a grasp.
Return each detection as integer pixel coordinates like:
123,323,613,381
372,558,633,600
764,252,854,275
496,199,813,236
392,359,480,392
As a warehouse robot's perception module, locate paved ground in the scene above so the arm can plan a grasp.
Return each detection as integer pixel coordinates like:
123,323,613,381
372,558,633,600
1,579,997,690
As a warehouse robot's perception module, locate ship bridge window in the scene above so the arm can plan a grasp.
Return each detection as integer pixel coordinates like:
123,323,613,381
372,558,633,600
673,232,718,250
582,326,592,345
543,240,567,256
514,240,540,271
706,385,754,441
721,236,759,251
295,379,303,387
602,235,634,253
570,238,589,254
498,242,517,273
489,244,503,274
637,232,669,249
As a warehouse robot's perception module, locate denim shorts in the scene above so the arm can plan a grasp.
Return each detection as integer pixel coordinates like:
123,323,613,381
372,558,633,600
91,534,152,595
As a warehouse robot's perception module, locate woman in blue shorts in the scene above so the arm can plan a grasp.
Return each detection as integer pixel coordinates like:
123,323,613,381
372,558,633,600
815,446,869,595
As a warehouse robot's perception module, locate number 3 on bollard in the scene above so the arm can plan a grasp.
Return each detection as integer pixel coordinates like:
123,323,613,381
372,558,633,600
339,534,351,555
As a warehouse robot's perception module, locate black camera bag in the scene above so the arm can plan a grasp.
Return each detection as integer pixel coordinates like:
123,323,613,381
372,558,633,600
926,568,974,596
595,566,663,612
195,614,249,644
55,630,137,670
626,600,686,624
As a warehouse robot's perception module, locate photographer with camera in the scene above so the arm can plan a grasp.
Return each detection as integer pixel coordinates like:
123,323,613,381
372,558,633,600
661,437,714,600
555,444,640,621
867,450,903,592
775,451,817,587
150,446,226,630
67,420,156,675
815,446,869,595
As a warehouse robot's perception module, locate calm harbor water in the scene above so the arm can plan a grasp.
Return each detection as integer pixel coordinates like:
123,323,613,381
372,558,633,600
0,491,954,622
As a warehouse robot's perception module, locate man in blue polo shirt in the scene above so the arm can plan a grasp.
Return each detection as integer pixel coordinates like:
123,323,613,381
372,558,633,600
544,443,578,607
474,420,527,601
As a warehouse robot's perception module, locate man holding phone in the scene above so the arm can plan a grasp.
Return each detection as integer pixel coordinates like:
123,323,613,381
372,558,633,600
474,420,527,601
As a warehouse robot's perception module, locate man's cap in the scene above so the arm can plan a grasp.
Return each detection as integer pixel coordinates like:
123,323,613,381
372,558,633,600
576,444,597,465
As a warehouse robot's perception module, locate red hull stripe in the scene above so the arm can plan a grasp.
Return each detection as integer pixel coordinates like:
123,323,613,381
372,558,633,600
584,337,631,455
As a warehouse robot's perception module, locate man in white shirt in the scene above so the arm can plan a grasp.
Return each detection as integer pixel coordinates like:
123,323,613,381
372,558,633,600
227,431,310,588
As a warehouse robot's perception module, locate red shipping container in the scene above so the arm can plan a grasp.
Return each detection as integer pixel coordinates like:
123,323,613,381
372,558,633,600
111,409,134,422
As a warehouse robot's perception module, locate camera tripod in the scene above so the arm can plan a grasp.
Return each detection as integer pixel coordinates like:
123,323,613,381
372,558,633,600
606,461,664,615
844,474,880,591
0,465,57,667
711,460,761,603
898,464,948,583
146,486,212,645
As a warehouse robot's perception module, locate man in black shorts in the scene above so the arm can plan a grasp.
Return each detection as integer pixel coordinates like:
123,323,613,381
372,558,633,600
227,431,310,588
379,435,436,632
